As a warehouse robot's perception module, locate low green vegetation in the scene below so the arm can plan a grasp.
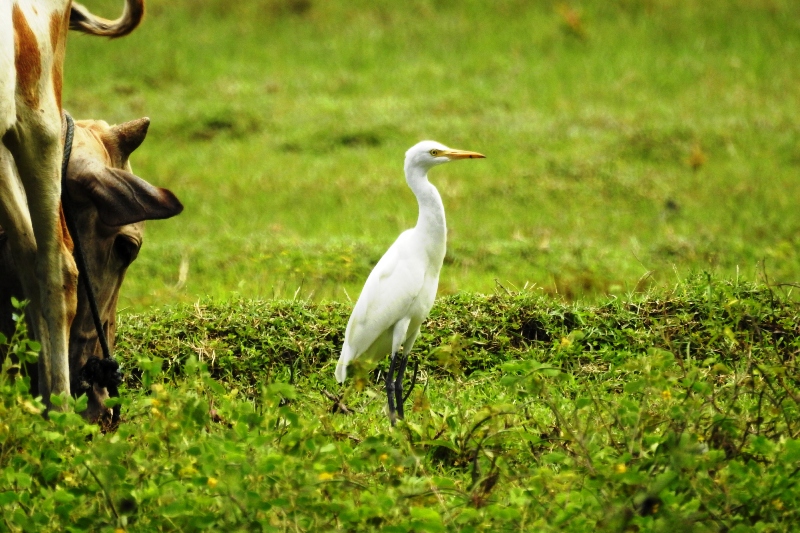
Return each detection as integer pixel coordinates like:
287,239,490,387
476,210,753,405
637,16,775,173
3,276,800,531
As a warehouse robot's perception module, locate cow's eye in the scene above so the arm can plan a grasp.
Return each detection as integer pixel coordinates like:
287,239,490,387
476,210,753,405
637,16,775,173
113,235,140,267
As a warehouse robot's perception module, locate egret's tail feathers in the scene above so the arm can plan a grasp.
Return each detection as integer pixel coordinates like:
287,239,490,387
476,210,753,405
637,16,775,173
335,343,355,383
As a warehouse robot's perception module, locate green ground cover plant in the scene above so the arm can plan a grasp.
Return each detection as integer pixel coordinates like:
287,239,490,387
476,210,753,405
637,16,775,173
2,276,800,531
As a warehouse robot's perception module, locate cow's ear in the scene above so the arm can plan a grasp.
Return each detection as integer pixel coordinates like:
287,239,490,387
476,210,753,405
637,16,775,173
78,167,184,226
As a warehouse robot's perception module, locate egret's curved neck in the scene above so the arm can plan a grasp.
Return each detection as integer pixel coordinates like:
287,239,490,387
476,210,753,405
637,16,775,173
405,163,446,249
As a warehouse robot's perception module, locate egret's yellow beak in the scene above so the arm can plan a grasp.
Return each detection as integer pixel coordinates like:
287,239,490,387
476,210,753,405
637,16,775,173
443,149,486,160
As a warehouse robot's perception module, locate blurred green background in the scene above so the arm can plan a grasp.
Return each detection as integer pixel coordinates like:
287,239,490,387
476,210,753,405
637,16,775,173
63,0,800,312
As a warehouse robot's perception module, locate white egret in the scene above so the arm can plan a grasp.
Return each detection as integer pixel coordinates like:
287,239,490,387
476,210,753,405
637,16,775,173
335,140,485,424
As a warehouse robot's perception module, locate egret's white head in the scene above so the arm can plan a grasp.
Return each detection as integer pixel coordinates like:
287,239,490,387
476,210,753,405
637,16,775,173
404,140,486,173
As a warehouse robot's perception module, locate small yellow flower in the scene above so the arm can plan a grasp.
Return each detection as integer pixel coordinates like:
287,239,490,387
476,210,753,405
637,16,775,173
150,399,160,407
394,466,405,474
207,477,218,488
615,464,627,474
114,529,126,533
773,499,784,510
560,337,572,348
661,389,672,400
317,472,334,481
151,407,161,417
379,454,389,462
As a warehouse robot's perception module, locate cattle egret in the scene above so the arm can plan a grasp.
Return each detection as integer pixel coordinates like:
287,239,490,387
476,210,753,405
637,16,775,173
335,140,485,424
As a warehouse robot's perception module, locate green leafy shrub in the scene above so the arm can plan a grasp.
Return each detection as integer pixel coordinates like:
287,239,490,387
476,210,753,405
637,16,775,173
116,275,799,395
2,276,799,531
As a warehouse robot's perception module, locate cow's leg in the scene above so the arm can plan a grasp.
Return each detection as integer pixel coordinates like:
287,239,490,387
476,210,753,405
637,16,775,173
0,4,34,332
4,120,78,407
0,145,43,351
0,148,44,394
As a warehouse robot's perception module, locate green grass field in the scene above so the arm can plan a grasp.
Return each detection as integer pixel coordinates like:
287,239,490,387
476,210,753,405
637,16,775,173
64,0,800,310
3,1,800,531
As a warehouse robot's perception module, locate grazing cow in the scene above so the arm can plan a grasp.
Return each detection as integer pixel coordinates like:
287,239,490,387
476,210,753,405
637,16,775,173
1,116,183,422
0,0,144,407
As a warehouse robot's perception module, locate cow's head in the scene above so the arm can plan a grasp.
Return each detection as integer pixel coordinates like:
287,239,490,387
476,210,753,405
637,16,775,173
64,117,182,422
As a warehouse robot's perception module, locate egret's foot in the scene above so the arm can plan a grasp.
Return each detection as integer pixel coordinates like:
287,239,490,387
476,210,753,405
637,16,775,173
322,389,352,414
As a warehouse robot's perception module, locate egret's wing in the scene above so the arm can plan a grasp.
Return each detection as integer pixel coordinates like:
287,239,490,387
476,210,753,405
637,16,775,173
345,231,425,358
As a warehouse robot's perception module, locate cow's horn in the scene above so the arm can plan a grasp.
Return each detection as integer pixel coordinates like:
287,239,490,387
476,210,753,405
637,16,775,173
111,117,150,158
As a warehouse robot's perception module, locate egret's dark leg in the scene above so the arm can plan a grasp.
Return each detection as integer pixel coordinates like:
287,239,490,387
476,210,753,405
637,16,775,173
386,352,399,425
394,355,409,419
402,358,419,403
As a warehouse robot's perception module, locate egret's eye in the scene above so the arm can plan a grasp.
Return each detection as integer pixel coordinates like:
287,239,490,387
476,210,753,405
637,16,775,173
429,149,440,156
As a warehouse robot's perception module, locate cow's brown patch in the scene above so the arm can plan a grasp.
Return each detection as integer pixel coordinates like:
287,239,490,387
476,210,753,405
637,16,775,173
58,204,74,254
49,10,59,50
64,276,77,327
51,62,62,109
50,10,69,109
13,4,42,109
58,204,78,329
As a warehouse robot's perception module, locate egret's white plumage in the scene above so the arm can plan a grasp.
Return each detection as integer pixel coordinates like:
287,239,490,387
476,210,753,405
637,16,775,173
335,140,485,422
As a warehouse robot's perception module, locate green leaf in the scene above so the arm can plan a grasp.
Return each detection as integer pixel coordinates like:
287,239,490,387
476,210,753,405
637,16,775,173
14,473,32,489
52,490,75,504
423,439,459,453
42,431,64,442
623,379,645,393
782,439,800,463
160,500,190,517
575,397,592,410
542,452,567,465
41,463,62,482
74,393,88,413
0,491,18,505
103,397,120,408
203,376,227,396
567,330,585,342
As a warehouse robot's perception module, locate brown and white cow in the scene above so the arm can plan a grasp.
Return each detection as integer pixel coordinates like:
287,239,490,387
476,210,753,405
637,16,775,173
1,116,183,422
0,0,144,408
